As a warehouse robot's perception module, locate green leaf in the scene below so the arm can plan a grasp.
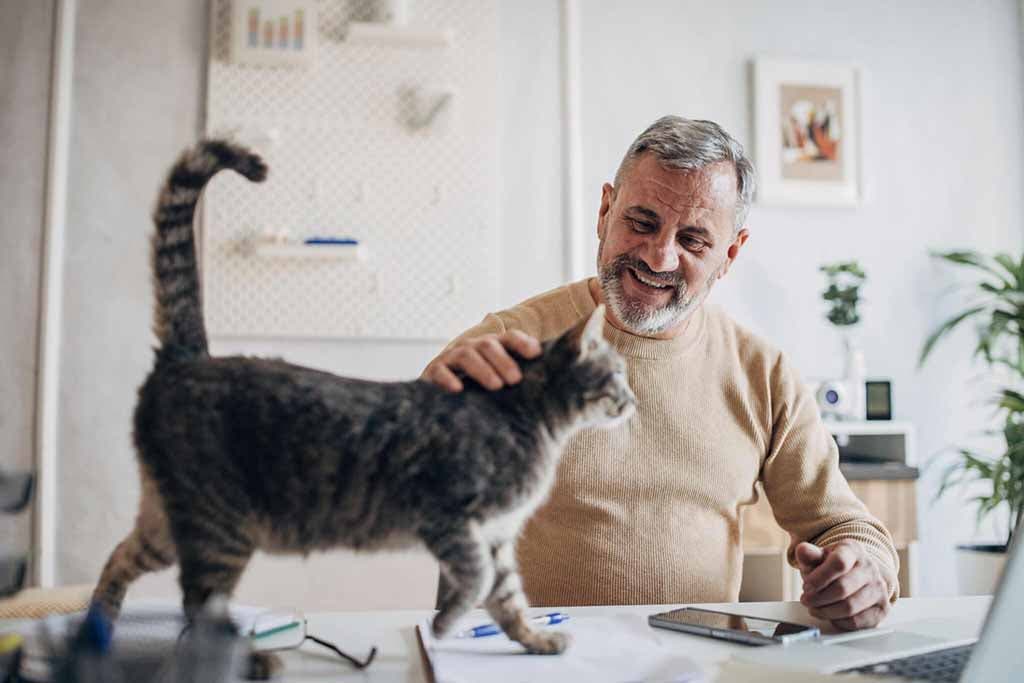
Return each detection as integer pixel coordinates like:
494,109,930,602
994,253,1023,289
999,389,1024,413
963,456,995,478
977,285,1024,312
933,250,1015,290
919,305,987,367
936,467,968,501
820,261,866,280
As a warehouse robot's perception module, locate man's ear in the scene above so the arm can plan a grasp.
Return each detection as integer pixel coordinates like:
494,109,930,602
717,227,750,280
597,183,615,241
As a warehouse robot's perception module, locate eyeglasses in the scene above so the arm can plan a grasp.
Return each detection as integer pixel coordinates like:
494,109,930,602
248,610,377,670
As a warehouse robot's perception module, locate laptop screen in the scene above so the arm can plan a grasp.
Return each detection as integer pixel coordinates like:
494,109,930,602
961,532,1023,681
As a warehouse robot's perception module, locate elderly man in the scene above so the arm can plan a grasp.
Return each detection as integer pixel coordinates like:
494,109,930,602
422,116,898,631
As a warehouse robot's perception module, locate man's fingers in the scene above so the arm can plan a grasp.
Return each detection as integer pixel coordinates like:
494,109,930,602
802,544,858,592
828,604,888,632
795,542,826,574
425,363,464,393
421,330,540,393
502,330,542,359
451,348,504,390
806,581,881,620
802,563,871,607
477,337,523,385
797,541,893,632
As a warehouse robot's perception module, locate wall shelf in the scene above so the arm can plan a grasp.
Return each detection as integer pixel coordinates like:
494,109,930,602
251,243,368,262
824,420,915,437
345,21,453,48
205,0,497,340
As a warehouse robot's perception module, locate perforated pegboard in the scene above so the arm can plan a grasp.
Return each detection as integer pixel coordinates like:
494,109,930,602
202,0,498,339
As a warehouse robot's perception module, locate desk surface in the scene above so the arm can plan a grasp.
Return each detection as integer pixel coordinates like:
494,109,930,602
278,596,991,682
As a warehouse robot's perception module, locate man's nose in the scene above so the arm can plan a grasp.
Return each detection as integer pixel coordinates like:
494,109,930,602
642,231,680,273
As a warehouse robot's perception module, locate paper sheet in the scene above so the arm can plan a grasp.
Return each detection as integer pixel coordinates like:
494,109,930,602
417,612,705,683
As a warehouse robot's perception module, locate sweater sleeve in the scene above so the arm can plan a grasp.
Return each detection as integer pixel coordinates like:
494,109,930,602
439,313,509,352
760,352,901,601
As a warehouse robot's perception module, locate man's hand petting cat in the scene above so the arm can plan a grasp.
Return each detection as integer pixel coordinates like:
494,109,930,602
796,540,893,631
422,331,542,392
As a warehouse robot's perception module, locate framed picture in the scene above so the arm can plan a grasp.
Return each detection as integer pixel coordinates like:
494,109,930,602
231,0,317,68
753,58,861,206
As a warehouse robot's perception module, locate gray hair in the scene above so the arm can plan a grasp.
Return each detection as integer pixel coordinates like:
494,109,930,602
613,116,756,232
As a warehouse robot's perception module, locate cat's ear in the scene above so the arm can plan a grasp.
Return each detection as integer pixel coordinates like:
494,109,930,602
576,305,606,360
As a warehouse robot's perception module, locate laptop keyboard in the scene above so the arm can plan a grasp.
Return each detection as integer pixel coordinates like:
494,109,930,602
841,644,974,681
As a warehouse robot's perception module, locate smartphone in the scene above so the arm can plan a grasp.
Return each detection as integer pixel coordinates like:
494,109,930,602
648,607,820,646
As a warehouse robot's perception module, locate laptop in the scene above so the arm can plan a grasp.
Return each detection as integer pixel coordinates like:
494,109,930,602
735,532,1023,681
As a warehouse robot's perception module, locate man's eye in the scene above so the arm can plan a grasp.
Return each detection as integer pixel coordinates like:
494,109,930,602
679,235,706,251
630,219,655,233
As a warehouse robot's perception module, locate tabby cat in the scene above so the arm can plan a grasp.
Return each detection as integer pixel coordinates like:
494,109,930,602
92,139,636,675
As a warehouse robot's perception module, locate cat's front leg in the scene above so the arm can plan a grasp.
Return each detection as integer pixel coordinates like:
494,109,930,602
422,522,494,638
485,540,570,655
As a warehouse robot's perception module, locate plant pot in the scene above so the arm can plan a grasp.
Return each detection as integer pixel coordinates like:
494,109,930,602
955,544,1008,595
840,328,866,420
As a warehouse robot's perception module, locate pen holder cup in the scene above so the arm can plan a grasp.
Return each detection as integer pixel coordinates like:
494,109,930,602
33,608,250,683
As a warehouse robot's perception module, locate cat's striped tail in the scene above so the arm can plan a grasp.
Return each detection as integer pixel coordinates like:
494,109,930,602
151,139,266,362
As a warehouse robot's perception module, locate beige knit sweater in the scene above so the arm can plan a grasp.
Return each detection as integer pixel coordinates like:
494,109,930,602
449,279,899,607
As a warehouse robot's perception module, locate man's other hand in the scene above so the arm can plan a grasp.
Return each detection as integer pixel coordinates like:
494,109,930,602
421,331,542,393
796,540,892,631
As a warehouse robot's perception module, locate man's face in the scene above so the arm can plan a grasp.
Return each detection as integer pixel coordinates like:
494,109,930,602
595,154,749,338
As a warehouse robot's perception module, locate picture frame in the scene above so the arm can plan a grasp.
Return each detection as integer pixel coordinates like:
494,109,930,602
230,0,317,68
753,58,861,207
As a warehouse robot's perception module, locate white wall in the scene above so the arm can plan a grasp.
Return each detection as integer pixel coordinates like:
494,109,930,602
55,0,211,597
0,0,54,575
52,0,565,610
40,0,1024,609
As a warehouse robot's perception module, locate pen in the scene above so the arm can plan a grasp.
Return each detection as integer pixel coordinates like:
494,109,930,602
304,237,359,245
251,618,302,639
454,612,570,638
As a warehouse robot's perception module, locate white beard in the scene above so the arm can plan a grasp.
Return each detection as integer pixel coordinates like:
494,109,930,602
598,258,717,335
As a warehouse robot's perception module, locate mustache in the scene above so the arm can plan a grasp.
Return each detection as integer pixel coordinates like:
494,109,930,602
608,254,681,287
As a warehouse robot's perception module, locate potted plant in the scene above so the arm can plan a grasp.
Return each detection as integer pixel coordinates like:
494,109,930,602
820,260,866,328
919,250,1024,593
820,261,867,419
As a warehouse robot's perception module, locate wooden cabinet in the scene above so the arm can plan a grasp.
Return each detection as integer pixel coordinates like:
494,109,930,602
739,421,918,601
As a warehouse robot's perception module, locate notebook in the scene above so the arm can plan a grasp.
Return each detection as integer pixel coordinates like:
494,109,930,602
416,611,704,683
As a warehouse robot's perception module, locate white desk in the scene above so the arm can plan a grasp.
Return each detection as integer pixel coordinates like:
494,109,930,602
277,597,991,682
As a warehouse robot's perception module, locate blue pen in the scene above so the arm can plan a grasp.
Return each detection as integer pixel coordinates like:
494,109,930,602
454,612,570,638
304,237,359,245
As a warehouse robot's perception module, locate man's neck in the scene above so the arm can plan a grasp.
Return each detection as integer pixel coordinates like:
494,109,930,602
586,277,695,340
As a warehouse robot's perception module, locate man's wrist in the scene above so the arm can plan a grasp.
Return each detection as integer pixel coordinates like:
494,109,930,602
822,539,900,602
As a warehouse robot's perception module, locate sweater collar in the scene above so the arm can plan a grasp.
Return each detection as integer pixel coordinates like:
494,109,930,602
566,278,706,360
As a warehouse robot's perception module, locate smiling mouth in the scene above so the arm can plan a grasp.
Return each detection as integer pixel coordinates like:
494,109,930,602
625,267,675,292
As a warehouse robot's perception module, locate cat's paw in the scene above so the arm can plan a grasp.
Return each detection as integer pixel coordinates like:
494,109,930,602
246,651,283,680
523,629,571,655
431,611,456,639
